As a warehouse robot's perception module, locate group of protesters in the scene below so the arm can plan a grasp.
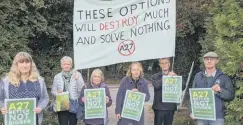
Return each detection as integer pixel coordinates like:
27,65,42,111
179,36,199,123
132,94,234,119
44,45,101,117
0,51,234,125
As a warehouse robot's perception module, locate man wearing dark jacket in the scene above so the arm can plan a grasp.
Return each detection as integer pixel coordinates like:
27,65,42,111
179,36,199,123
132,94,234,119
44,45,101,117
152,58,184,125
189,52,234,125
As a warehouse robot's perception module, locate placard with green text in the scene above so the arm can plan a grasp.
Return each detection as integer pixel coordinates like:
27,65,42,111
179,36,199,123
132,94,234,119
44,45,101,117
121,90,145,121
4,98,36,125
84,88,106,119
189,88,216,120
162,76,182,103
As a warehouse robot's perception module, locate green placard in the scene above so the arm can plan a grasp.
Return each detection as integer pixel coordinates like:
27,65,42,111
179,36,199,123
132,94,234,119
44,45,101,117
189,88,216,120
56,92,69,112
162,76,182,103
84,88,106,119
121,90,145,121
4,98,36,125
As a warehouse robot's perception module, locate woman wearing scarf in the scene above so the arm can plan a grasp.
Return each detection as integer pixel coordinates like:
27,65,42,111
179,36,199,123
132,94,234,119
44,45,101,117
80,68,112,125
0,52,49,125
115,62,150,125
51,56,84,125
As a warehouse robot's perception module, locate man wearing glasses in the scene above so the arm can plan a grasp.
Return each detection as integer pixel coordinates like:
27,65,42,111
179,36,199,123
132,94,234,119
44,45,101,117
189,52,234,125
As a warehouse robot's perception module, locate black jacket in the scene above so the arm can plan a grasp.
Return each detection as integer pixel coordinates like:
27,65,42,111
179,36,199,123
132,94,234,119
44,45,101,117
151,72,185,111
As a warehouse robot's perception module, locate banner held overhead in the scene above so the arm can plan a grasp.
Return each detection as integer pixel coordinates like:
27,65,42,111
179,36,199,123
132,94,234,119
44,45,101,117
73,0,176,69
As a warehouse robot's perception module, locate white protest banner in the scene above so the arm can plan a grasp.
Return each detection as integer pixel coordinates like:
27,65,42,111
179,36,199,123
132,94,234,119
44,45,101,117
73,0,176,69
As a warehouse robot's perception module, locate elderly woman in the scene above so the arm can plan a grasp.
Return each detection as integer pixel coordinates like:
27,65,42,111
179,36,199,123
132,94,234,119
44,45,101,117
80,68,112,125
0,52,49,125
51,56,84,125
115,62,150,125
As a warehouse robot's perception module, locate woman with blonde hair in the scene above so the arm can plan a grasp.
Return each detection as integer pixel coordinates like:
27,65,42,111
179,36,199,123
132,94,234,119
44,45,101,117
0,52,49,125
79,68,112,125
51,56,84,125
115,62,150,125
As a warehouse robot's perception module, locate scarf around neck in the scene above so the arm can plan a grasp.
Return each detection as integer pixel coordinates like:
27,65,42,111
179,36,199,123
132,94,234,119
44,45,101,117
62,69,74,91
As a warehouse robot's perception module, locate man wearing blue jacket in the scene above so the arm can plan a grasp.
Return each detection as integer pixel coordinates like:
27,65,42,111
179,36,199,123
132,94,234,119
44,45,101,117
190,52,234,125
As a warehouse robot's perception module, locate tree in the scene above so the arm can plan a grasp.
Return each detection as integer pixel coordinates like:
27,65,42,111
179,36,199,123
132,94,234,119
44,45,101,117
0,0,47,77
199,0,243,124
26,0,74,86
174,0,212,78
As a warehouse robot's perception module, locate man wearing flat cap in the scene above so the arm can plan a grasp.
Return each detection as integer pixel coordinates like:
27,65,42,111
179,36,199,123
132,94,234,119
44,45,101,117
189,52,234,125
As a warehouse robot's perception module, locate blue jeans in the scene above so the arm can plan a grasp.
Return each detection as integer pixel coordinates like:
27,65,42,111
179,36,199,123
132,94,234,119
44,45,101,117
197,119,224,125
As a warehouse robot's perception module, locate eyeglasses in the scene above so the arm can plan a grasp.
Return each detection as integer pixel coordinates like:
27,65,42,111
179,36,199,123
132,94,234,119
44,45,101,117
204,57,218,61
